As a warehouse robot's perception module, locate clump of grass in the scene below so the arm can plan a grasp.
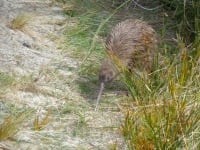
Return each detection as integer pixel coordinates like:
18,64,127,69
120,36,200,149
9,14,32,30
0,72,15,95
108,141,118,150
64,10,107,79
65,10,106,53
0,110,33,140
121,97,199,149
72,112,88,137
61,102,78,114
33,110,51,131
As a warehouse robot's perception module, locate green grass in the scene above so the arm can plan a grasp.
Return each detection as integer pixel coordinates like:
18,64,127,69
72,112,89,137
63,1,110,99
0,72,15,95
64,10,106,78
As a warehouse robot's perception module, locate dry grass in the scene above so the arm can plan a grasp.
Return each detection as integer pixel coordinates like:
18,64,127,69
8,14,33,31
33,110,51,131
0,110,33,140
120,36,200,149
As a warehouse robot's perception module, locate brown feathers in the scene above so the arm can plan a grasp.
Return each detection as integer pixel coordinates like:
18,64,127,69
95,19,158,110
99,19,158,83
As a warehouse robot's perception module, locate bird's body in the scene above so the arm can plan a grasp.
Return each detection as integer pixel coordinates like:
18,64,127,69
99,19,158,83
96,19,158,110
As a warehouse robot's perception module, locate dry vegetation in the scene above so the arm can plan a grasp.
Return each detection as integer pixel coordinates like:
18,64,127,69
0,110,33,140
8,14,33,31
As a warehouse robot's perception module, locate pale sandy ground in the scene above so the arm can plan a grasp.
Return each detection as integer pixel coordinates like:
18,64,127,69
0,0,126,149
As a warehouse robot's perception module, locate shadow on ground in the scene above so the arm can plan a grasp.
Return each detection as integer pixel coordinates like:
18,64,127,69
75,75,128,102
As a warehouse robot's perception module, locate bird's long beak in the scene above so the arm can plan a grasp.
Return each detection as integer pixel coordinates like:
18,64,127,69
95,82,105,111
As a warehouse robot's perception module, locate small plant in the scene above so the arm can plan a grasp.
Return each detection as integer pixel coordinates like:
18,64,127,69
72,112,88,137
0,72,15,95
33,110,51,131
9,14,32,30
108,141,118,150
0,110,33,140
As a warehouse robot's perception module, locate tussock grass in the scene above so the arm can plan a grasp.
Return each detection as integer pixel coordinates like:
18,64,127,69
9,14,33,31
120,36,200,149
0,110,33,140
33,110,51,131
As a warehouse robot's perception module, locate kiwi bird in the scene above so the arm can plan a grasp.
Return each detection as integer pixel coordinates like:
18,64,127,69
95,19,158,110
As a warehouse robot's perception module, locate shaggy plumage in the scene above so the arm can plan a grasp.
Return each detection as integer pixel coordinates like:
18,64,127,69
99,19,158,83
95,19,158,110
